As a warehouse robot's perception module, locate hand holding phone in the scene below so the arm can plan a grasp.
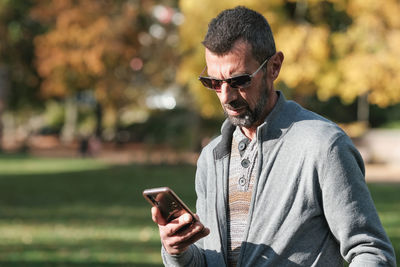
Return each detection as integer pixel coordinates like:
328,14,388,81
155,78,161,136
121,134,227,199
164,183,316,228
143,187,197,223
143,187,210,255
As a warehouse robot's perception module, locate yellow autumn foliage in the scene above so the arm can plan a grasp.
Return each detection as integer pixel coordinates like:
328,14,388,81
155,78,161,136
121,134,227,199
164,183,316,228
178,0,400,117
320,0,400,106
32,0,138,106
276,24,330,94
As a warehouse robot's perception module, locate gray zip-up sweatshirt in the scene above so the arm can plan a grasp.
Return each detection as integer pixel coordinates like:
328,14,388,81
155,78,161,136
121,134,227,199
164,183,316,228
162,92,396,266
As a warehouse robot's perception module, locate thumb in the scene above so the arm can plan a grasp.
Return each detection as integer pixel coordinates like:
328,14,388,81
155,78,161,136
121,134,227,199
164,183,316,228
151,206,168,225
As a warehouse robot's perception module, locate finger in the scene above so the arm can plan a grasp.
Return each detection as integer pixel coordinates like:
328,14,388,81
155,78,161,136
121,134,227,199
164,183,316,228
169,221,207,243
178,226,210,249
159,218,187,241
193,213,203,223
163,213,193,237
151,206,168,226
168,224,210,251
181,213,193,224
178,221,206,239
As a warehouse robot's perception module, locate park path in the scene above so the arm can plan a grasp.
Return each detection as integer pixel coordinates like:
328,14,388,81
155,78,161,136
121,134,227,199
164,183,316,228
364,164,400,183
97,145,400,183
19,129,400,184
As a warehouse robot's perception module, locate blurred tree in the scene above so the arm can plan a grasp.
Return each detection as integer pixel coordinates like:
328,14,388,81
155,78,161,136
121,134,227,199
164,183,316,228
319,0,400,109
31,0,180,141
0,0,44,150
178,0,400,122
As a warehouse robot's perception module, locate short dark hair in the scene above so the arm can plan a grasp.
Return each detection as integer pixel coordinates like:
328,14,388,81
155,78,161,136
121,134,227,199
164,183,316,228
202,6,276,64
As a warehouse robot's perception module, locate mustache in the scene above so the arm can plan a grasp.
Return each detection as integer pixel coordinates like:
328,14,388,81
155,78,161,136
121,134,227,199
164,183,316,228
224,99,248,110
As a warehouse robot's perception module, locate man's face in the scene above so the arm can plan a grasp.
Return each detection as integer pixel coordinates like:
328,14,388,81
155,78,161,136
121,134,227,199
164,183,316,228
205,41,271,128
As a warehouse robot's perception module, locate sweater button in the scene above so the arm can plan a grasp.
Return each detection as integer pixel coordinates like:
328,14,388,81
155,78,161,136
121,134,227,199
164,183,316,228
238,141,246,151
238,177,246,186
241,159,250,168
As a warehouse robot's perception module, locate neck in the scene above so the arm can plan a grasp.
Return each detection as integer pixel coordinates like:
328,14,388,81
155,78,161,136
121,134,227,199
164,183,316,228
240,126,257,141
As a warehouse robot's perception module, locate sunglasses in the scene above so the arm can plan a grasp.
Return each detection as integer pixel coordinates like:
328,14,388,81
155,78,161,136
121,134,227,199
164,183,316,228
198,55,272,91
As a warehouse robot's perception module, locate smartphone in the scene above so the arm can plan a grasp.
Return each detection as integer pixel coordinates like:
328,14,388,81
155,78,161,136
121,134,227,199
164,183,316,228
143,187,197,223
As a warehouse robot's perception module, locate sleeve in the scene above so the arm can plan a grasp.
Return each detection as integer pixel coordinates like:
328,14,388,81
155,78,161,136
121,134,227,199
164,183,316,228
319,134,396,266
161,150,208,267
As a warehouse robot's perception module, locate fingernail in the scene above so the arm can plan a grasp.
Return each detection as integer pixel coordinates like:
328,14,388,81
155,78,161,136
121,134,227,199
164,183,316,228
183,213,191,223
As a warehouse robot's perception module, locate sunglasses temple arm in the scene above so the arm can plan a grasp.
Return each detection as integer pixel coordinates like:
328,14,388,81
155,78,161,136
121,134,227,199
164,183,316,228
199,66,207,76
251,57,271,77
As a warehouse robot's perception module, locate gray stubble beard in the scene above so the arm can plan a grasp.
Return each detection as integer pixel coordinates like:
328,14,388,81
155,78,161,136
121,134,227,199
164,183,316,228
224,79,269,128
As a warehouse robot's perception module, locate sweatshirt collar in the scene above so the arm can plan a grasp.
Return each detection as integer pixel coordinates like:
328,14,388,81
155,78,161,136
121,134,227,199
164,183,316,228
214,91,287,160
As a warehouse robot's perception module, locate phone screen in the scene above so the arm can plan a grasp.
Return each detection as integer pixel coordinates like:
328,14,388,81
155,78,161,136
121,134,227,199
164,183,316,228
143,187,196,222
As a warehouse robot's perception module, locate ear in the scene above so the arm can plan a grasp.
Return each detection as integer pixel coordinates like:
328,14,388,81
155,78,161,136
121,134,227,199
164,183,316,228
269,51,284,81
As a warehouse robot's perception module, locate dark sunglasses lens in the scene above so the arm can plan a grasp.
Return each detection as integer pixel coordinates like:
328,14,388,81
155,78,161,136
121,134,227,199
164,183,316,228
229,75,251,88
199,77,210,88
200,77,222,90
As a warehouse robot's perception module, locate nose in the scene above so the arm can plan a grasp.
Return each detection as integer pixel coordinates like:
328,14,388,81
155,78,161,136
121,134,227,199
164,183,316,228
218,82,238,105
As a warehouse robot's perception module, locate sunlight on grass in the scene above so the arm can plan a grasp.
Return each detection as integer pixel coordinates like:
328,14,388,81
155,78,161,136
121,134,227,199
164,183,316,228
1,205,151,223
0,223,162,265
0,155,108,175
0,223,160,243
1,249,162,265
369,184,400,264
0,154,398,266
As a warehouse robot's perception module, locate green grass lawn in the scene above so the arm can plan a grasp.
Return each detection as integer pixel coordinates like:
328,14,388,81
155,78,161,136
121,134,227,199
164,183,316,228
0,153,398,266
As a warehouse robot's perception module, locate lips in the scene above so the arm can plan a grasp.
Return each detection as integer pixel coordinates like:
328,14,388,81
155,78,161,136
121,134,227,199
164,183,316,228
224,99,248,115
225,105,247,116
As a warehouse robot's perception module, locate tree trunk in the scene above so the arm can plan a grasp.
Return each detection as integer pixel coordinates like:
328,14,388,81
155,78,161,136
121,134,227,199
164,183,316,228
61,95,78,144
95,101,103,139
0,65,10,151
357,93,369,123
0,103,3,151
295,0,308,22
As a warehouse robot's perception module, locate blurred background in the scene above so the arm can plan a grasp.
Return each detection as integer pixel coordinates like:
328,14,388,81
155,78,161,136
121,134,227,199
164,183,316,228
0,0,399,266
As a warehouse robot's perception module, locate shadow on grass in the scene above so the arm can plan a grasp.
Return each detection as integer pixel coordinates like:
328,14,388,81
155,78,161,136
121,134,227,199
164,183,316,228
0,262,161,267
0,239,160,253
0,154,197,266
368,183,400,264
0,240,163,266
0,160,198,221
0,154,398,266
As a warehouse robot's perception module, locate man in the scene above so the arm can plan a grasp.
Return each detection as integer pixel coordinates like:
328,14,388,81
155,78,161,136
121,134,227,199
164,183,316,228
151,6,396,266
